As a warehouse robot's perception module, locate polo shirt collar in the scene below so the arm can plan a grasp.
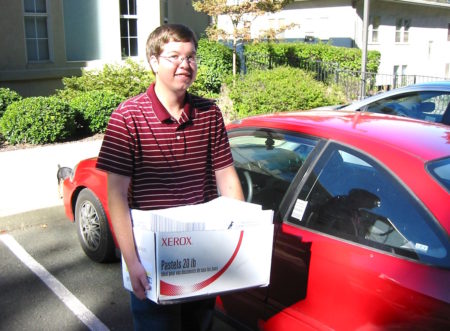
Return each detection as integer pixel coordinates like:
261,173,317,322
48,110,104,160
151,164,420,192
147,83,196,123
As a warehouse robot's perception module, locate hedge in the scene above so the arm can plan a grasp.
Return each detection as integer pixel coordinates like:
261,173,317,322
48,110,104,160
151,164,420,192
0,88,22,119
189,38,234,97
244,42,381,73
228,66,346,118
69,90,124,134
0,96,76,144
59,58,153,100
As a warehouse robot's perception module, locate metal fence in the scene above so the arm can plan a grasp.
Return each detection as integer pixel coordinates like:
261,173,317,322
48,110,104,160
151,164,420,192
244,54,448,101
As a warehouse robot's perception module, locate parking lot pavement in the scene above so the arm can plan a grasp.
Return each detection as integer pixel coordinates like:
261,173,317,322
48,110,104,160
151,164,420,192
0,138,102,218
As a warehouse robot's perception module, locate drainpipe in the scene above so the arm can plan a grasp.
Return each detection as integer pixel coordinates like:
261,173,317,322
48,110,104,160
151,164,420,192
360,0,370,99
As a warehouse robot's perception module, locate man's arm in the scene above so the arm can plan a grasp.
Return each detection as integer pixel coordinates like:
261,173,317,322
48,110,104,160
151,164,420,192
215,165,245,201
107,172,149,300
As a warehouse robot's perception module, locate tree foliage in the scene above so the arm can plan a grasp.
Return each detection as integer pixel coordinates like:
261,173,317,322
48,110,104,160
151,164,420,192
193,0,295,75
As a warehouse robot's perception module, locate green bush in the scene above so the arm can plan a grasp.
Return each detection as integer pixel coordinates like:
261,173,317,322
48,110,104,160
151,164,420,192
189,38,234,97
0,88,22,118
0,96,76,144
227,66,345,118
69,90,123,134
244,42,381,73
59,58,153,100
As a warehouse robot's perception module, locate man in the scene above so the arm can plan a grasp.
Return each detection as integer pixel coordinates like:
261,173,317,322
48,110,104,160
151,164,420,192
96,24,244,330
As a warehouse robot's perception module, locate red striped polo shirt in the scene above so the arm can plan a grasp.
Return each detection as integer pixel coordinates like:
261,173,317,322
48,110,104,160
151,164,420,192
96,83,234,210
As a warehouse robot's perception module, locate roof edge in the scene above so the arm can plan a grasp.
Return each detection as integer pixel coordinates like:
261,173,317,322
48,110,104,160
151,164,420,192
379,0,450,8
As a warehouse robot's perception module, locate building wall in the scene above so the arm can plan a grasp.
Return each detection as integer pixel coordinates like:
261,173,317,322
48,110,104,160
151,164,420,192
217,0,358,46
0,0,208,97
0,1,27,70
217,0,449,80
165,0,210,39
367,1,450,79
0,0,91,96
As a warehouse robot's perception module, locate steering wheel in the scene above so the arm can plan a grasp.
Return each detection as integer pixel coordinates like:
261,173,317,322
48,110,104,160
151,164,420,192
242,170,253,202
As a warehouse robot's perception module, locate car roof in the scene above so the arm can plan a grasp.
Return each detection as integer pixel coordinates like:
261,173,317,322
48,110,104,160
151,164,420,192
228,110,450,162
410,80,450,88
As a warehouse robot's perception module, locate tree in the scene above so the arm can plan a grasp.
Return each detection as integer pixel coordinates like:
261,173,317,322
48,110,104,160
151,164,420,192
193,0,295,76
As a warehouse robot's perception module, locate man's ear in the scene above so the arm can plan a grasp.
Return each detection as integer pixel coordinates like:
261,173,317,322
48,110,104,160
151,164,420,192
149,56,159,74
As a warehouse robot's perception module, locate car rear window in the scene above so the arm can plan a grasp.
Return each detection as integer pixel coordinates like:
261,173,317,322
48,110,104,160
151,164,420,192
427,157,450,192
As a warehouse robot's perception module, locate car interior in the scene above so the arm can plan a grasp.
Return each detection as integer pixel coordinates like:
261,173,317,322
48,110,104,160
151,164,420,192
230,131,315,212
292,147,444,262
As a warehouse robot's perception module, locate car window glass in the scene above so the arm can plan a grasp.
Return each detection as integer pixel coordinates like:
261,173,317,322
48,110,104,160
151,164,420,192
427,157,450,192
364,91,450,123
229,130,317,211
289,144,449,268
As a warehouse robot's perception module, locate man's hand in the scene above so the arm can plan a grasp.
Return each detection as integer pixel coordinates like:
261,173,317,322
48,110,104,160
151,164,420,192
128,260,151,300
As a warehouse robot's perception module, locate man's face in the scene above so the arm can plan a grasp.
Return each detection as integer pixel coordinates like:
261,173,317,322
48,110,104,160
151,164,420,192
152,40,197,93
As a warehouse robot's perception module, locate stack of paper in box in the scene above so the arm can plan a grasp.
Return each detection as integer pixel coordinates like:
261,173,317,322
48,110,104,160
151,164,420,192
122,197,274,304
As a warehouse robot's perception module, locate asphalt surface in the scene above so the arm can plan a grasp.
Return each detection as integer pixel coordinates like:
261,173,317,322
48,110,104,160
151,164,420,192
0,139,238,331
0,138,103,218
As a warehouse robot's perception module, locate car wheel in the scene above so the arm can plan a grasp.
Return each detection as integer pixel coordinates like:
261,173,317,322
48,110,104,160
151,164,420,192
75,188,116,263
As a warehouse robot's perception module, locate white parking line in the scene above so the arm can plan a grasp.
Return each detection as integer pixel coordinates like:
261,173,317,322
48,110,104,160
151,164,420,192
0,234,109,331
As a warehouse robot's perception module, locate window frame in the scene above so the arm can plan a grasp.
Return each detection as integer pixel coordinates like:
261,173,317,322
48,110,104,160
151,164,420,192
23,0,50,63
370,15,380,43
120,0,138,58
393,64,408,88
395,18,410,43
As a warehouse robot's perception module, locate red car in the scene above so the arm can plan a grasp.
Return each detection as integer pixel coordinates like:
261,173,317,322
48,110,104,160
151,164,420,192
63,111,450,330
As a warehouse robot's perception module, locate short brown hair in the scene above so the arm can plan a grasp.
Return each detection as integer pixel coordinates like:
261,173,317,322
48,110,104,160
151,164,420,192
146,24,198,65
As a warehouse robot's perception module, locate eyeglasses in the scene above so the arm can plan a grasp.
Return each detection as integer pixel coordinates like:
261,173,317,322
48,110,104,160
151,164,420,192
159,54,198,66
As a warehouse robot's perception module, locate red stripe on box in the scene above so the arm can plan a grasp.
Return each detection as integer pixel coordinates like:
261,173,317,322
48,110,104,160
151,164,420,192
160,230,244,296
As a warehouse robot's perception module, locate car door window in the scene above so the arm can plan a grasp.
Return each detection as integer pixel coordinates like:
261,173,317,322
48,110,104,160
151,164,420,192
364,91,450,124
229,130,317,211
289,144,449,268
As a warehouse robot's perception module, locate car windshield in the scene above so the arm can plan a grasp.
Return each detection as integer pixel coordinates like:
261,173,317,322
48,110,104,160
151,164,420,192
427,157,450,192
359,90,450,123
229,130,317,211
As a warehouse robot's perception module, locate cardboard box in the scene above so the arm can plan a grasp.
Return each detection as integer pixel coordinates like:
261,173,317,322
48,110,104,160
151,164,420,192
122,223,274,304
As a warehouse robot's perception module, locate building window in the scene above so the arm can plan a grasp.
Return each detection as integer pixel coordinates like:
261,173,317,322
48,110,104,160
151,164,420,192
395,18,410,43
163,0,169,24
447,23,450,41
120,0,138,57
393,65,407,88
370,16,380,43
24,0,49,62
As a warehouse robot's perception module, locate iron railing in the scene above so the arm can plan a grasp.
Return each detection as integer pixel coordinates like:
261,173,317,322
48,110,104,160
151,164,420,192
244,54,448,101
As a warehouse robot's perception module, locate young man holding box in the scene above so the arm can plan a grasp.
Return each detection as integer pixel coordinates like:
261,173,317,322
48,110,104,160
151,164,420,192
96,24,244,330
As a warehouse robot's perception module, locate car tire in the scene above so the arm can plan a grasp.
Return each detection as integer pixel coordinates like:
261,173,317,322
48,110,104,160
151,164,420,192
75,188,117,263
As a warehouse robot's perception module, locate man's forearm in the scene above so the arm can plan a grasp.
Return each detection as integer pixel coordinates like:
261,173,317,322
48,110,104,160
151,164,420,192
107,172,149,299
215,165,245,201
